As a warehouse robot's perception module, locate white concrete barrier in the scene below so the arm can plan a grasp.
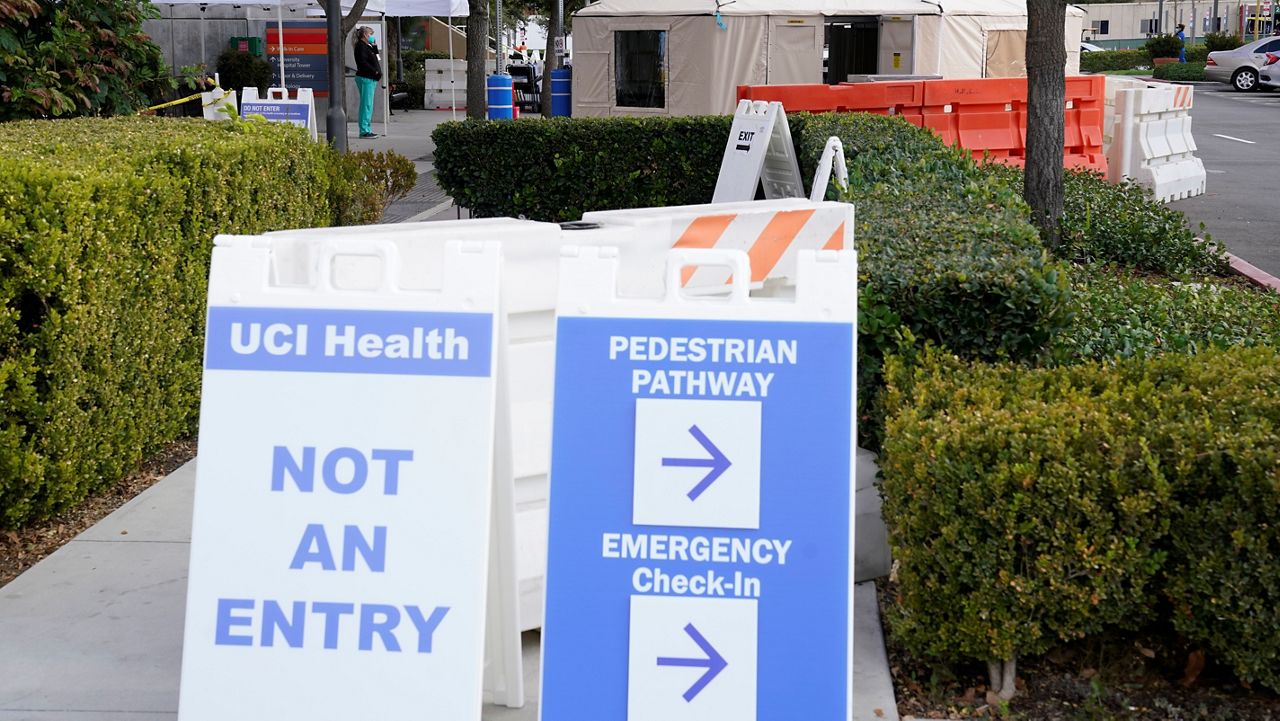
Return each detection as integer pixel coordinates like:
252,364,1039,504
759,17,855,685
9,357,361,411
1106,82,1206,203
1102,75,1153,154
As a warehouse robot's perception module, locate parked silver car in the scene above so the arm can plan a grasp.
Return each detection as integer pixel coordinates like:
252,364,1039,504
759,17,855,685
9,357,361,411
1206,36,1280,91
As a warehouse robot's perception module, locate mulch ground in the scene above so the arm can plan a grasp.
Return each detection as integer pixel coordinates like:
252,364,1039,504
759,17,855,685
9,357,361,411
0,439,197,589
879,581,1280,720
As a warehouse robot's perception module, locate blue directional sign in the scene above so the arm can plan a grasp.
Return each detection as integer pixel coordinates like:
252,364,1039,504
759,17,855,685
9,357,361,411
541,316,854,721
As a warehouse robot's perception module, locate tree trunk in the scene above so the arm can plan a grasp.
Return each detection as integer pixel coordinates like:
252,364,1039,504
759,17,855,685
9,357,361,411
1024,0,1067,252
540,8,561,116
987,656,1018,701
466,1,490,119
340,0,370,44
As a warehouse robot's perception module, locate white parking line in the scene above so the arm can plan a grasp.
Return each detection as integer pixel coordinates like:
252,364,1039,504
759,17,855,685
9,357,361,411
1213,133,1257,144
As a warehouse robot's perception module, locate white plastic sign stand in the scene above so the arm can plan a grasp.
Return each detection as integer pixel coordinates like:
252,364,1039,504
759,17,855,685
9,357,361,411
178,237,501,721
201,87,236,121
240,86,318,141
712,100,806,204
540,247,858,721
810,136,850,203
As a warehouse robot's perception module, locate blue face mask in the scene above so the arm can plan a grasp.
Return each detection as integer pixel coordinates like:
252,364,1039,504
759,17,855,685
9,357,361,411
367,34,376,44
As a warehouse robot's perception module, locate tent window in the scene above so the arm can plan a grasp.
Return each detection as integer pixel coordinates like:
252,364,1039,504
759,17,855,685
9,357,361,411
614,30,666,108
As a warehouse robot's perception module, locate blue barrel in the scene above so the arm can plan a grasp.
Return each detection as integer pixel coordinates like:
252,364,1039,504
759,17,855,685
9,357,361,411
486,74,514,120
550,67,572,117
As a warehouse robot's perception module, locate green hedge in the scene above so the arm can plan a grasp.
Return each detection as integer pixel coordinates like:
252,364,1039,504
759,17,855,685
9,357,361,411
881,345,1280,690
982,165,1227,276
0,117,338,528
1153,61,1208,81
1081,49,1149,73
1054,265,1280,364
432,116,733,221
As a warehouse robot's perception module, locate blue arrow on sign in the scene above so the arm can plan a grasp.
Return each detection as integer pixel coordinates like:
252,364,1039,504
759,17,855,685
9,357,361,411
656,623,728,702
661,425,731,501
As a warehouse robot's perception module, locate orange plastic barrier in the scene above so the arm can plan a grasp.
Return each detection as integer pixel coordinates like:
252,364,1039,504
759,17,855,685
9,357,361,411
736,76,1107,174
737,82,924,125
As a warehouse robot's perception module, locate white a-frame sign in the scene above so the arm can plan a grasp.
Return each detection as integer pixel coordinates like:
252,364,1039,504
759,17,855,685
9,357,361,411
712,100,806,204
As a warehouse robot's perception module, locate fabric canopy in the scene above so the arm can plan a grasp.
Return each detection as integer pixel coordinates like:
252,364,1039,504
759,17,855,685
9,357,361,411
381,0,468,16
154,0,469,15
577,0,1084,17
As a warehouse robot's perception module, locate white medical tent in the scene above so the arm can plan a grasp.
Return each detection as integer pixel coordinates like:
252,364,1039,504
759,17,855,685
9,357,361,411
571,0,1085,117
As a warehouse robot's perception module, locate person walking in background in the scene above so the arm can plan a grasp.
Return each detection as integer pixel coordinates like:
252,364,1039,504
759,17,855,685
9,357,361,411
1176,23,1187,63
354,27,381,138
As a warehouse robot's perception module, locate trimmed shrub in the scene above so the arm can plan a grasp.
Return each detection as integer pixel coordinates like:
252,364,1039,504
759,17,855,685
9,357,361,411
1153,61,1207,81
880,348,1174,664
432,115,733,221
216,49,274,101
328,150,419,226
1144,34,1187,60
1080,49,1149,73
0,117,337,528
881,345,1280,690
1055,265,1280,364
1204,31,1245,53
1187,44,1209,63
982,165,1227,276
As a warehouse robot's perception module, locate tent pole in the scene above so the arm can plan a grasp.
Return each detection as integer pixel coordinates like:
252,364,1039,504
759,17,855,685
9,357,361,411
449,17,457,120
277,2,286,90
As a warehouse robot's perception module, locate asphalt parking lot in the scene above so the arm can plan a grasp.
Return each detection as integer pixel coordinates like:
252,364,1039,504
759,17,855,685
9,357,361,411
1169,82,1280,276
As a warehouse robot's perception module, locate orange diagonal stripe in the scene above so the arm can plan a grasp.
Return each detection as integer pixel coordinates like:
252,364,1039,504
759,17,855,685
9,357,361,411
823,222,846,250
676,214,737,285
744,209,816,282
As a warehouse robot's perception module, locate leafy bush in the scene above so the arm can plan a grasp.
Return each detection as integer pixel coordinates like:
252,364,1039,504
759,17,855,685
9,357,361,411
433,115,733,221
327,149,418,225
1204,31,1245,52
1186,44,1209,63
0,0,171,120
881,344,1280,689
982,165,1226,276
1153,61,1207,81
0,117,413,528
1055,266,1280,364
1144,34,1187,59
1080,49,1149,73
1165,390,1280,691
804,114,1072,447
215,49,274,101
880,347,1174,665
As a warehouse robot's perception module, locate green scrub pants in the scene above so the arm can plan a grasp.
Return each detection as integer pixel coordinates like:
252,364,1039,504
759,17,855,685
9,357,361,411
356,76,376,135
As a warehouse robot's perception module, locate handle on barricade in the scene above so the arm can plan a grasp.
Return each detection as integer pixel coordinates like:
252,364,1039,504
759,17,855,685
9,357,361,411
316,240,401,293
665,249,752,303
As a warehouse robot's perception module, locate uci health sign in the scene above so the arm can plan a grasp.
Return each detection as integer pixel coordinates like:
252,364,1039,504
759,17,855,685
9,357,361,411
178,238,500,721
540,247,857,721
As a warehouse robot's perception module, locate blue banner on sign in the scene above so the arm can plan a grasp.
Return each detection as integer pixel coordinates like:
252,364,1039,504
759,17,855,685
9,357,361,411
204,306,492,377
240,101,310,127
541,316,853,721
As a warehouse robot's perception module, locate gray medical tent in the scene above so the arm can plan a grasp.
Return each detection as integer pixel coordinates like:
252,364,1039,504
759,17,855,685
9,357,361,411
571,0,1086,117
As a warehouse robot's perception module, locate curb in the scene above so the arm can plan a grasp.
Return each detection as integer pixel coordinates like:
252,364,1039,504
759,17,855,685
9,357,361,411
1227,252,1280,293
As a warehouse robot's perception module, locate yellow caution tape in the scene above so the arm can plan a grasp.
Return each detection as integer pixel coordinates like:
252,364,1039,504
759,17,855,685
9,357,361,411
140,86,235,115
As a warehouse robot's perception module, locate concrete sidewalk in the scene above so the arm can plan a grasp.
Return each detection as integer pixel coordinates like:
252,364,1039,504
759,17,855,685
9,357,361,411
0,460,898,720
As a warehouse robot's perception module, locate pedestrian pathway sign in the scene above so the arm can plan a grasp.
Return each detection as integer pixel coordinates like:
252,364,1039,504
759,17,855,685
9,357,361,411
540,247,857,721
178,238,500,721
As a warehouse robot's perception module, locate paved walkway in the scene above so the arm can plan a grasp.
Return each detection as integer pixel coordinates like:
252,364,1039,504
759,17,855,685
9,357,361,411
0,110,900,720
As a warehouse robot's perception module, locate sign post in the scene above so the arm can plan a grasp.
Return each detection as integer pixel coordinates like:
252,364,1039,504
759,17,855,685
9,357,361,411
540,246,857,721
178,238,501,720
